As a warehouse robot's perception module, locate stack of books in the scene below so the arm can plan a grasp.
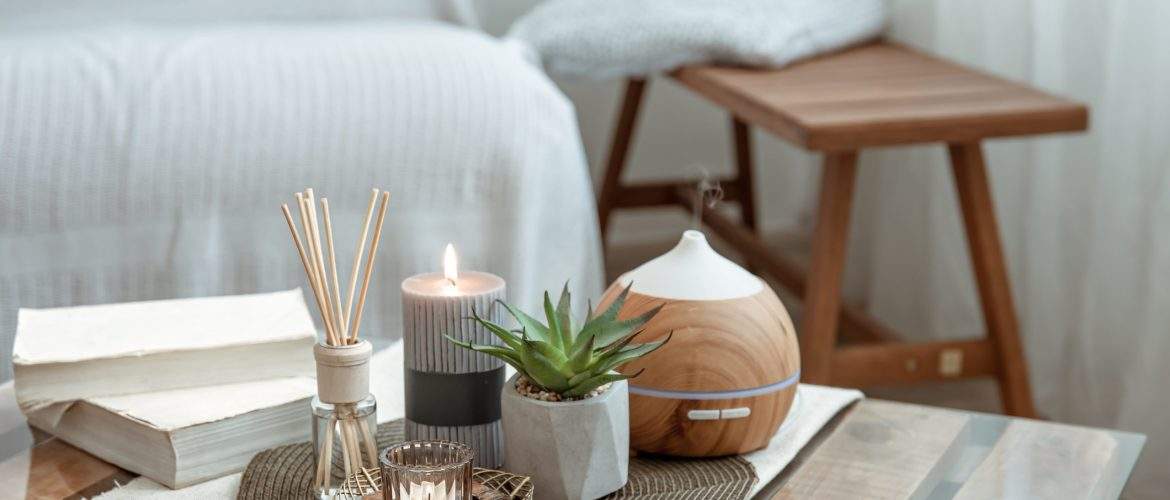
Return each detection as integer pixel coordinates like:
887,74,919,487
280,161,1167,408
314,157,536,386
13,289,318,488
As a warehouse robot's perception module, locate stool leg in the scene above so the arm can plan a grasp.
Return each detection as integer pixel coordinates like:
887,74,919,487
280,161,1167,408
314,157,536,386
732,117,758,232
598,78,649,244
732,117,760,273
948,142,1037,418
799,152,858,384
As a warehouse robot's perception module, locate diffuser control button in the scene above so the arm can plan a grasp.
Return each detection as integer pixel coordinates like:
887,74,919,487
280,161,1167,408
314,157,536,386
686,410,720,421
721,407,751,419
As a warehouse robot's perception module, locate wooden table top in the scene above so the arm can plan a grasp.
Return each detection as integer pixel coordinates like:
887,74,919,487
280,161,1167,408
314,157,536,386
672,42,1088,151
0,381,1144,499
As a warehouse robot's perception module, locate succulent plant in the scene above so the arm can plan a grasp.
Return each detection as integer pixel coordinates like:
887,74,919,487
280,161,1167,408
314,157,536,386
446,282,669,398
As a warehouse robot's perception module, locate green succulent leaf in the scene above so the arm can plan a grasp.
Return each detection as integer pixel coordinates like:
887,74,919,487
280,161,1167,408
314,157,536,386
555,283,573,348
542,291,564,351
526,338,569,367
446,283,669,398
511,327,566,368
578,283,631,342
443,335,527,377
594,304,664,348
467,309,521,350
598,324,648,356
575,285,663,351
567,334,595,373
566,370,594,388
592,331,672,375
499,300,554,345
518,338,570,392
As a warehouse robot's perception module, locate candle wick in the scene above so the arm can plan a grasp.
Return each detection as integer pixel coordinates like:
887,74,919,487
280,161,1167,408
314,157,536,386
447,278,457,287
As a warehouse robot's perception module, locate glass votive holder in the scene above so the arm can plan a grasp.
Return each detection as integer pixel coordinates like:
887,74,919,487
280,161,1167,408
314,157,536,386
380,441,473,500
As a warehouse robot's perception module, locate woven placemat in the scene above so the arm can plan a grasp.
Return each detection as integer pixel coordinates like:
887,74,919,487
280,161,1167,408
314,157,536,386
606,453,756,499
237,421,409,499
238,420,756,499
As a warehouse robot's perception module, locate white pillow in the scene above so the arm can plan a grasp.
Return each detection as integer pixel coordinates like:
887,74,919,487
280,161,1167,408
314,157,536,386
507,0,886,79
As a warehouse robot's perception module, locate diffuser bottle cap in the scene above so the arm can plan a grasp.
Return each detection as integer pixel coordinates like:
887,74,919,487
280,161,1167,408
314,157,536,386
617,230,762,300
314,340,372,404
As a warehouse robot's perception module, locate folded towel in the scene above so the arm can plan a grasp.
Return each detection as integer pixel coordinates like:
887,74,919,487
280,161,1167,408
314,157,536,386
508,0,886,79
745,384,863,497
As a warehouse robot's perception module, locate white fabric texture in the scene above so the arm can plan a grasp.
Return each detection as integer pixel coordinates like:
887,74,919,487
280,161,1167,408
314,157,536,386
829,2,1170,498
507,0,886,79
743,385,863,497
0,20,604,380
0,0,479,31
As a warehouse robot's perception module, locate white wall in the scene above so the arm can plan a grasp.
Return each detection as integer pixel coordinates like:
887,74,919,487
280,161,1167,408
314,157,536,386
478,1,822,247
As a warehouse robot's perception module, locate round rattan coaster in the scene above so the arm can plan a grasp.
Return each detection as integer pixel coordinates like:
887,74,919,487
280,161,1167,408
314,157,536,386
238,419,755,500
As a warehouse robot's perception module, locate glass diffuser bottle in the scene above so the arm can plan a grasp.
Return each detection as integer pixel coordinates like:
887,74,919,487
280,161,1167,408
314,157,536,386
278,187,392,499
312,340,379,498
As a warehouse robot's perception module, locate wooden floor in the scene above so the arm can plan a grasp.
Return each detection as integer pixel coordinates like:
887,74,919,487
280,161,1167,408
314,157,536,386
604,229,1002,414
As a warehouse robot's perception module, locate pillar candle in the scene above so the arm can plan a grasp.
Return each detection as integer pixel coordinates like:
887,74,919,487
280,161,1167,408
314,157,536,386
400,246,506,468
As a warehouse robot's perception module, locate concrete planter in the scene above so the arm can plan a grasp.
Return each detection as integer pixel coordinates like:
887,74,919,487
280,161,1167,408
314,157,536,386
501,373,629,500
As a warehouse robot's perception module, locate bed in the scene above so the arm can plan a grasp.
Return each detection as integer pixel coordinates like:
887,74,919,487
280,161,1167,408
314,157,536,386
0,1,604,380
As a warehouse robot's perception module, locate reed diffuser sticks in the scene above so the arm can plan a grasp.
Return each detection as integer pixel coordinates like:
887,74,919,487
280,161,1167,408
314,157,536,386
281,188,390,346
281,187,390,493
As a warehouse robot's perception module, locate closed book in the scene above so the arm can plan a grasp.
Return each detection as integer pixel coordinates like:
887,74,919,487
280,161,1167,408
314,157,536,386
13,289,316,422
26,377,316,488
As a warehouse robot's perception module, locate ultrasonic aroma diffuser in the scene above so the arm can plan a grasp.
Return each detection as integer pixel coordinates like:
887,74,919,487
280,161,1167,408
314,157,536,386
598,230,800,456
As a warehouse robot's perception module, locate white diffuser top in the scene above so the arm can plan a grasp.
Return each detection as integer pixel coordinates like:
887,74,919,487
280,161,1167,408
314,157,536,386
617,230,763,301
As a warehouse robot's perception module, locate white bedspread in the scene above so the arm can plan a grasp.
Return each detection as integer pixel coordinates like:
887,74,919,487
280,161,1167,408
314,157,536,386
0,20,604,379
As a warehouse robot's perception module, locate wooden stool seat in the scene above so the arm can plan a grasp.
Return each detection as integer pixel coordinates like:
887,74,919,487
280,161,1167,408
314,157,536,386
674,43,1087,150
598,41,1089,418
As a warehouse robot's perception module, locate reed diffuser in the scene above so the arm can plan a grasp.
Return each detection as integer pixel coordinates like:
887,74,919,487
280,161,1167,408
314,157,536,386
280,188,391,498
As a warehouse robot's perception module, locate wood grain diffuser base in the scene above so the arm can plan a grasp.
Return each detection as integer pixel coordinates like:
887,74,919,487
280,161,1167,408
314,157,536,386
598,230,800,456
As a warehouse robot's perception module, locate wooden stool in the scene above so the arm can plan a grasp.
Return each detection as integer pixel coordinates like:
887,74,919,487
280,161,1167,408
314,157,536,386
597,42,1088,418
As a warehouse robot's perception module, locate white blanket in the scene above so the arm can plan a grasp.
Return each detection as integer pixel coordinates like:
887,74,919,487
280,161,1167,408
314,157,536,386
0,19,603,380
508,0,886,79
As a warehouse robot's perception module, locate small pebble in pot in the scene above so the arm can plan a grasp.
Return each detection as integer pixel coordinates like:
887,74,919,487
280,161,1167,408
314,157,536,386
515,376,611,402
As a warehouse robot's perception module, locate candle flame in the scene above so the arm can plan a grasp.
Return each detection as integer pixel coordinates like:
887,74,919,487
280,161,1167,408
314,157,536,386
443,243,458,286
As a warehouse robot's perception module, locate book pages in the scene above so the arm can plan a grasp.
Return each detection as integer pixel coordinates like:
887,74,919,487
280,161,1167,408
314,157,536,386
88,377,316,431
14,289,315,364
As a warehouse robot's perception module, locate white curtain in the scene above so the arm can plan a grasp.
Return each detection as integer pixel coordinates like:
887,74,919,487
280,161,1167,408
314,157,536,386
841,1,1170,497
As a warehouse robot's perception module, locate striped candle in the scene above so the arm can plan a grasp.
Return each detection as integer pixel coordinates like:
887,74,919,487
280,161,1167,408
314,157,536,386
401,265,506,468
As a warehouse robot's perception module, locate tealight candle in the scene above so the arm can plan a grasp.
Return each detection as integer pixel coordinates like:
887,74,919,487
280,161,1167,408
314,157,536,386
380,441,472,500
401,244,506,468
